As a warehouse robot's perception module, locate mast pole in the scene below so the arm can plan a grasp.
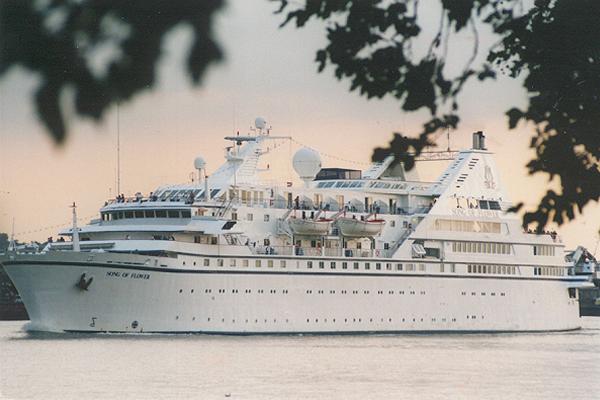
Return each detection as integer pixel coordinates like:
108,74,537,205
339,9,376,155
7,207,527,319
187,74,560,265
71,202,80,252
117,102,121,195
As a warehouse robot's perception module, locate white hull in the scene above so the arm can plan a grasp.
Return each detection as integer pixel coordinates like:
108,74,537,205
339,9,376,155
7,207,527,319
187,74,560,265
3,253,584,333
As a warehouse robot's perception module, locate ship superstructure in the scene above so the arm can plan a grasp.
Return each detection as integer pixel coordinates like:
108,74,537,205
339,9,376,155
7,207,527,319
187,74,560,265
1,120,591,333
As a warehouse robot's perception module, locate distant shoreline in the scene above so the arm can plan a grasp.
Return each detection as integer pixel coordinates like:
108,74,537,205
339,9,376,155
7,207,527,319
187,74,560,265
0,303,28,321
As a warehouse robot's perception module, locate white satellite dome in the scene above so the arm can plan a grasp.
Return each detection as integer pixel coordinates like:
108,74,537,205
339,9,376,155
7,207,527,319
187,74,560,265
293,148,322,185
255,117,267,130
194,156,206,170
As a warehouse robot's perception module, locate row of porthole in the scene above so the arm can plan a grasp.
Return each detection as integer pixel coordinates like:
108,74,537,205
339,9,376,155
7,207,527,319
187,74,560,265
306,289,426,295
461,291,506,296
177,288,426,295
171,316,467,324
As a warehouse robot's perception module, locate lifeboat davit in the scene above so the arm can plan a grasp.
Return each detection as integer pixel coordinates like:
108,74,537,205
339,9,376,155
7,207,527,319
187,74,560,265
288,218,332,235
337,217,385,237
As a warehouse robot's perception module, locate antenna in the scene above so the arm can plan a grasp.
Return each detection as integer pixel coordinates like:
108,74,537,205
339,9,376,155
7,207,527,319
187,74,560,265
232,104,237,135
116,102,121,195
8,217,15,252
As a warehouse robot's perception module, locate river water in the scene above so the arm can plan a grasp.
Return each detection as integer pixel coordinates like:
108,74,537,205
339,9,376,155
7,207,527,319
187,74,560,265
1,318,599,400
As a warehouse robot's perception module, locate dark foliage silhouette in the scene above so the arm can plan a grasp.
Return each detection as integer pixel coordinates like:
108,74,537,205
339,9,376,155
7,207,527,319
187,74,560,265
0,0,223,143
2,0,599,231
277,0,600,230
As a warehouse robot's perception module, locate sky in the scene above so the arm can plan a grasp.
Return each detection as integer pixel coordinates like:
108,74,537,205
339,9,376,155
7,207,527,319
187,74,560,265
0,0,598,252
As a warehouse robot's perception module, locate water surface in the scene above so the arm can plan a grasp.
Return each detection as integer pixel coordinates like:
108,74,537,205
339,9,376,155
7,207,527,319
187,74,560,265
1,319,599,399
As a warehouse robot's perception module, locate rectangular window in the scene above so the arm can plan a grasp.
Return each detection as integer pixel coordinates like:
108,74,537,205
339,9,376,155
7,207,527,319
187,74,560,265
440,264,445,273
267,260,274,268
203,259,210,267
247,213,253,221
396,263,403,271
280,260,286,268
230,259,237,267
307,261,313,269
134,210,144,218
419,264,425,271
264,214,270,222
365,262,370,270
319,261,325,269
353,262,359,270
342,262,348,269
255,260,261,267
386,263,392,270
376,263,381,270
167,210,179,218
242,259,249,267
330,261,336,269
124,211,133,219
217,259,224,267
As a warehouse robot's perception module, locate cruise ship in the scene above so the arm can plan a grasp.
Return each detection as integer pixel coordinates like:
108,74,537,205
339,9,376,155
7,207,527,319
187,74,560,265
1,119,591,333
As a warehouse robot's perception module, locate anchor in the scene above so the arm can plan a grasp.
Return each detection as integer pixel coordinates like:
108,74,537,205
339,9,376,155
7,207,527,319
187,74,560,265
75,273,93,291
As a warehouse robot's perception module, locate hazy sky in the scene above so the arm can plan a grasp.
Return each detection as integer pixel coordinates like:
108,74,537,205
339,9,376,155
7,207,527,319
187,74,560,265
0,1,598,252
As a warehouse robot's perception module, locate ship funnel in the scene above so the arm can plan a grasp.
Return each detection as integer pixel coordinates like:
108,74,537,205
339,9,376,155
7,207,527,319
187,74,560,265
472,131,486,150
